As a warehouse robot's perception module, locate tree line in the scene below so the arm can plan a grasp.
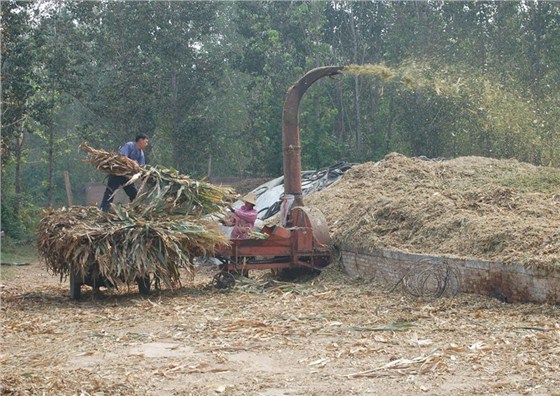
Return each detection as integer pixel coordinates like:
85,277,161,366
1,0,559,239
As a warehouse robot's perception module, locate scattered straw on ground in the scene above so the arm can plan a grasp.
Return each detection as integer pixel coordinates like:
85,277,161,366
1,262,559,395
307,153,560,270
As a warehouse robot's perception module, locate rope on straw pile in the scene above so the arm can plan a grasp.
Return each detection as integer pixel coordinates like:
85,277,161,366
390,259,462,299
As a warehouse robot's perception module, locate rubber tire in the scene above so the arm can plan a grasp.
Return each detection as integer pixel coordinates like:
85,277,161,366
70,270,82,300
137,275,151,296
213,271,236,289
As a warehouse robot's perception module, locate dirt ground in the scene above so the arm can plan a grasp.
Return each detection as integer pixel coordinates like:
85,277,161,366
1,261,559,396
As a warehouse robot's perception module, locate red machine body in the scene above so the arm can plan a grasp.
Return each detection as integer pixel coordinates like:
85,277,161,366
217,207,331,274
215,67,342,284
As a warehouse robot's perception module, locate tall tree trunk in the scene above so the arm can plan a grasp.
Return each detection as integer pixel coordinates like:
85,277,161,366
484,131,493,157
370,85,380,156
385,96,394,152
530,3,544,100
336,83,345,144
528,4,546,165
348,6,362,157
47,79,55,208
170,68,181,168
47,20,59,208
474,3,487,70
412,90,425,155
353,76,362,157
14,127,24,218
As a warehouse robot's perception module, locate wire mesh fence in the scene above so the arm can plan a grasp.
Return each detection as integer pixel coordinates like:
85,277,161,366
392,259,462,299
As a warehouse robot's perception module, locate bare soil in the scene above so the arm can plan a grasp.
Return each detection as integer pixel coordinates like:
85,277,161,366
1,261,559,395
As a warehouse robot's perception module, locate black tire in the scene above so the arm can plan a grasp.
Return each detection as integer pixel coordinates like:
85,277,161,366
137,275,151,296
213,271,236,289
70,270,82,300
233,269,249,278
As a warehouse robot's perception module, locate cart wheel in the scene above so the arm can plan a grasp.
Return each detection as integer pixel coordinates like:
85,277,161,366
233,269,249,278
137,275,151,296
70,270,82,300
213,271,235,289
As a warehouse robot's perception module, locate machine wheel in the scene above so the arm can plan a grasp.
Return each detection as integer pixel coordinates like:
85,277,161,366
137,275,151,296
70,270,82,300
312,255,331,268
213,271,236,289
232,269,249,278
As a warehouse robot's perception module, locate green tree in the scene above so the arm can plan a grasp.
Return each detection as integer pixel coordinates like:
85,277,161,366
1,1,39,237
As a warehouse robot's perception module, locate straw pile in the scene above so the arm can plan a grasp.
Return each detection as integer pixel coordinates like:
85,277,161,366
37,145,234,288
306,153,560,270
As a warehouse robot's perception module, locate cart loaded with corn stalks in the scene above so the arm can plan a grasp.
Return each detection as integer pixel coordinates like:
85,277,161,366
38,67,348,297
37,144,235,299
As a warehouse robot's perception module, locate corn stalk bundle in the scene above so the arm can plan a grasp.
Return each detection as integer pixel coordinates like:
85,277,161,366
80,143,141,176
37,206,227,288
79,143,235,216
129,166,234,216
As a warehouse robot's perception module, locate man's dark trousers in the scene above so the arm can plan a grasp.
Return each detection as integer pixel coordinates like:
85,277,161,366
99,175,138,212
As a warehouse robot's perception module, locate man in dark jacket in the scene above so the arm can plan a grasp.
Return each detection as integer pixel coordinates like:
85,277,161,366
100,133,149,212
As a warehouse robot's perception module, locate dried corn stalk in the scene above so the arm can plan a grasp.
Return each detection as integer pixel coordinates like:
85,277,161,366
130,166,234,216
80,143,235,216
37,206,227,288
80,143,141,176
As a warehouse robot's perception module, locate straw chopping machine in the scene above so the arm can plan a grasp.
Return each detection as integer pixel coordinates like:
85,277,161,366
213,66,343,288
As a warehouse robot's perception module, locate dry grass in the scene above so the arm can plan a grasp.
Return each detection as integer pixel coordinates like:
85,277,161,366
37,206,227,288
80,143,141,176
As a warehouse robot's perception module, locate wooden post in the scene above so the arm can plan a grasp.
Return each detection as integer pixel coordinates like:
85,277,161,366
63,171,73,206
207,155,212,181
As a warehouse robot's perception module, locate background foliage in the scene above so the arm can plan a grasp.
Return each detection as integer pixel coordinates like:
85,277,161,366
1,0,559,240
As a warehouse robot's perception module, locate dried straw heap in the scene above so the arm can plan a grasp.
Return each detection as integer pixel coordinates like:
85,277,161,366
37,144,235,288
307,153,560,271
